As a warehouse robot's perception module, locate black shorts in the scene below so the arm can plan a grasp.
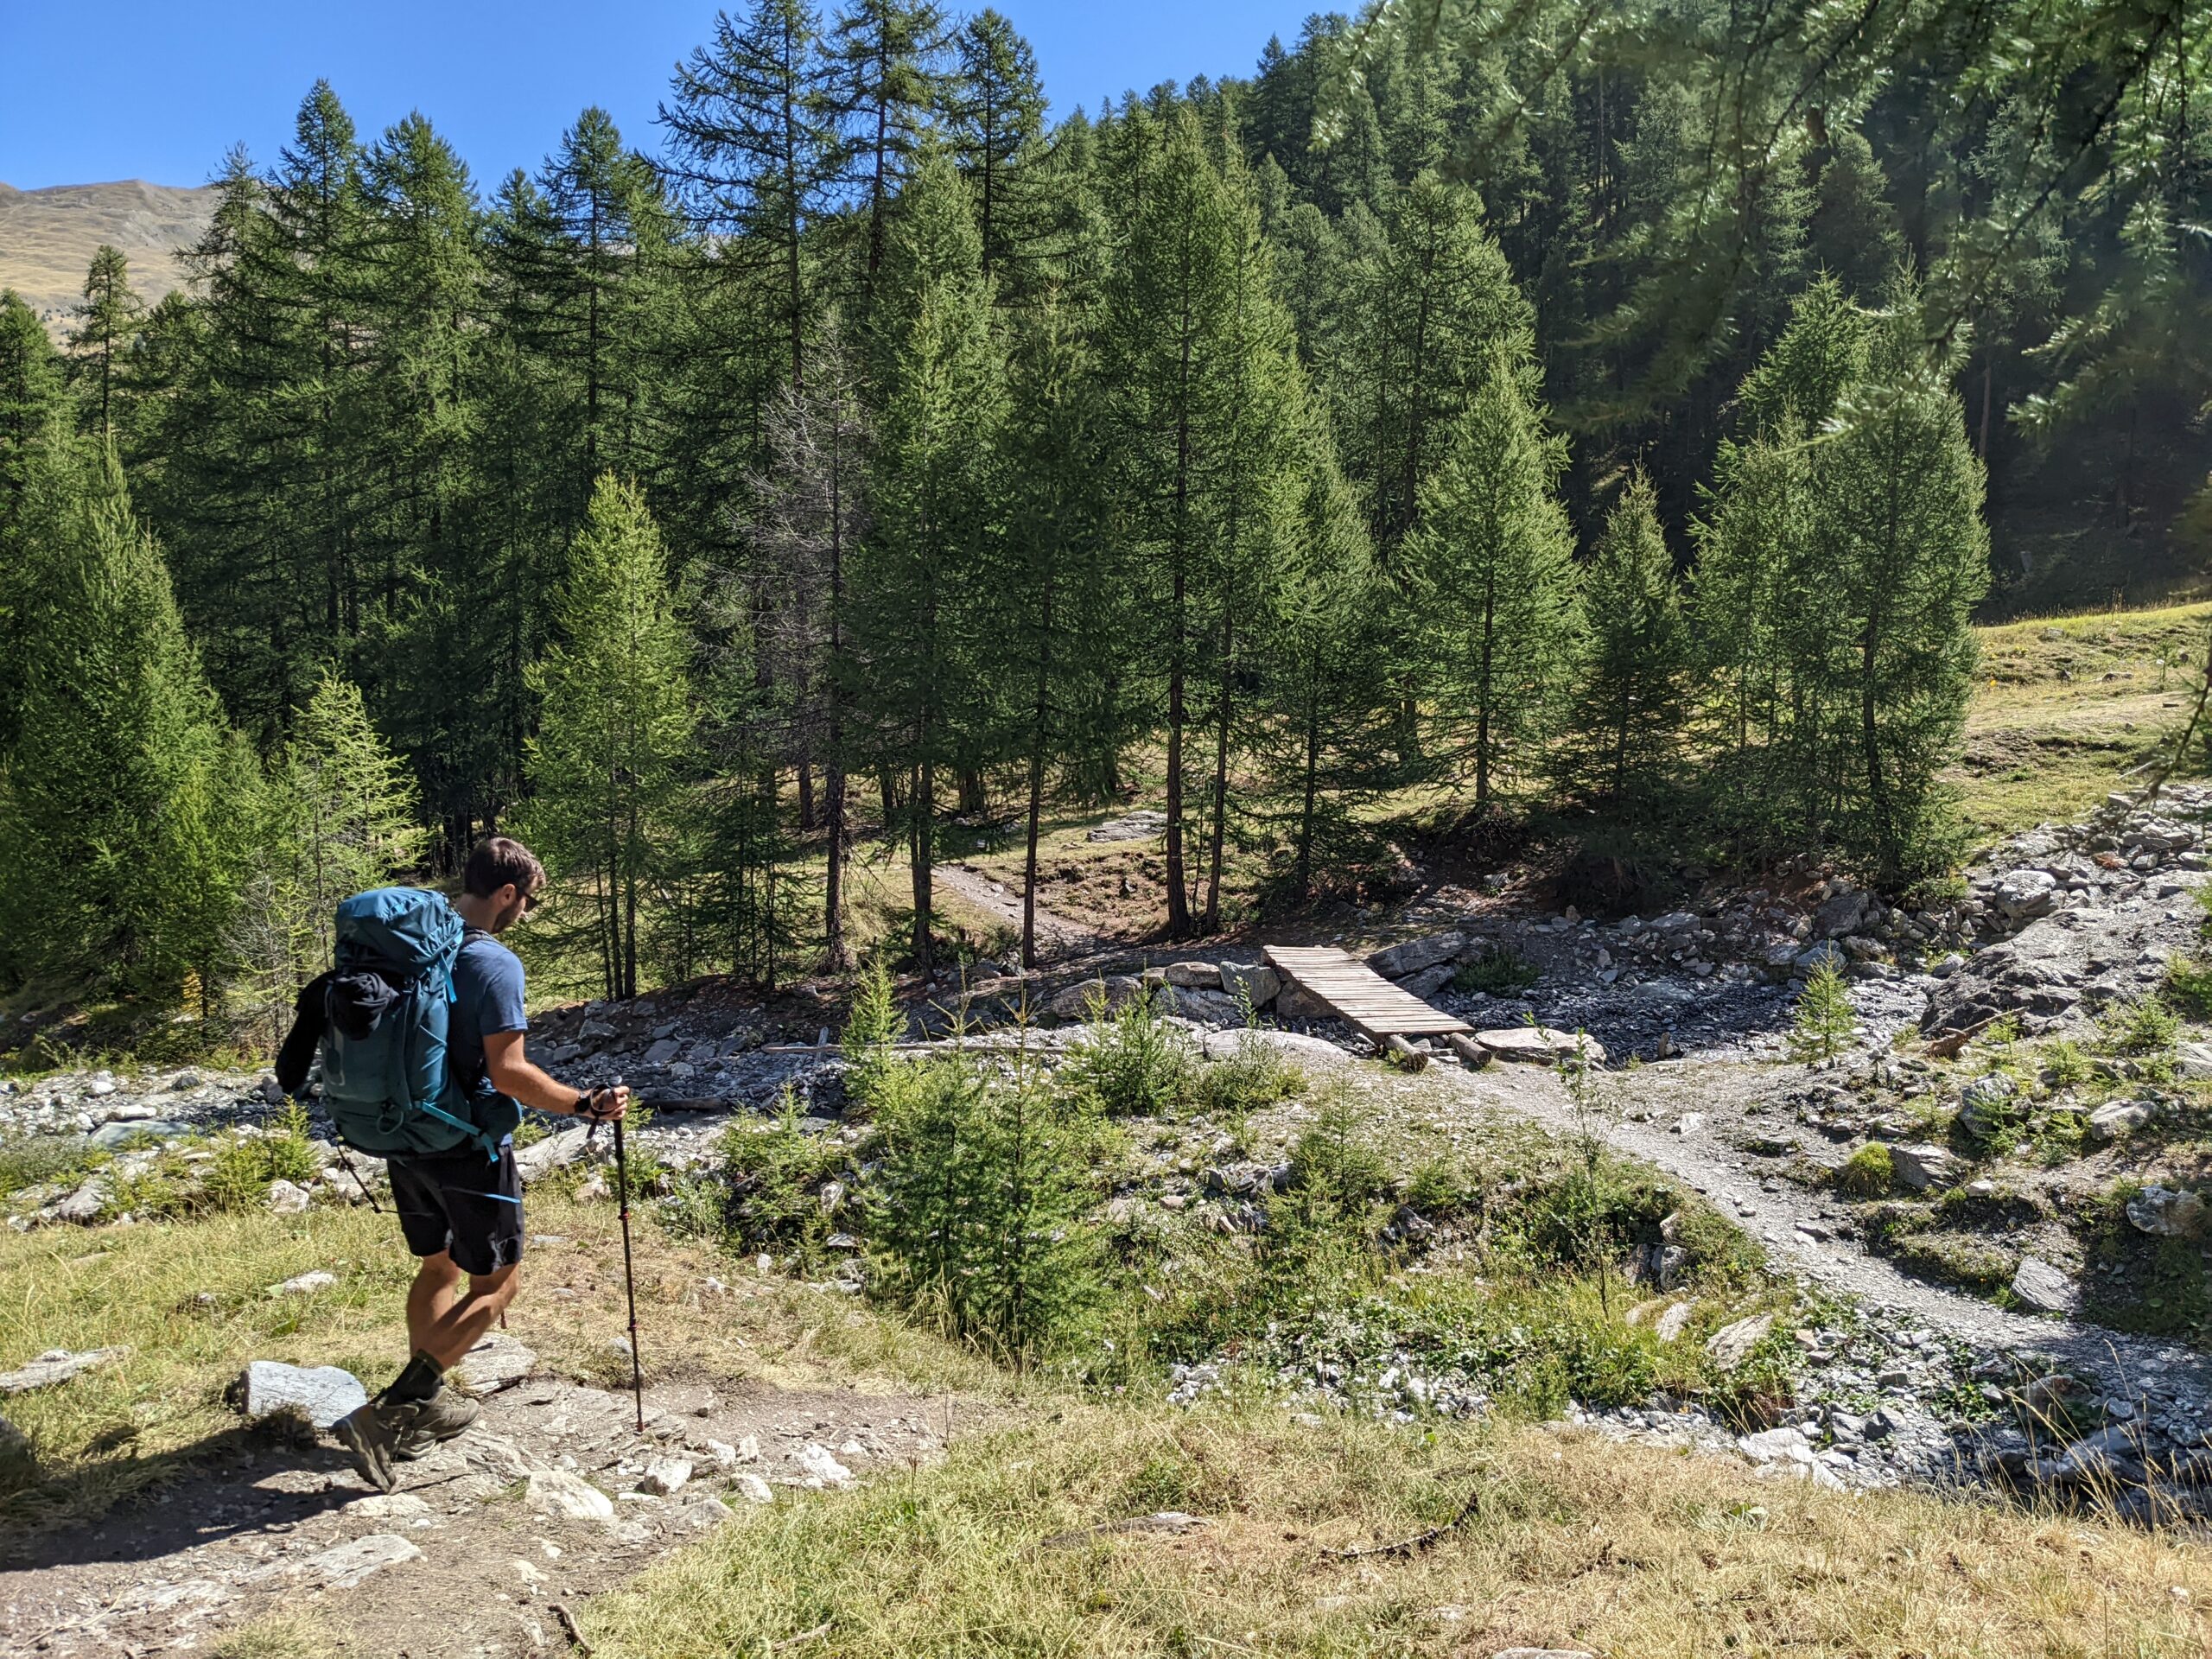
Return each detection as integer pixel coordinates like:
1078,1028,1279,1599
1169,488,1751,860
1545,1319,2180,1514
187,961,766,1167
386,1144,524,1276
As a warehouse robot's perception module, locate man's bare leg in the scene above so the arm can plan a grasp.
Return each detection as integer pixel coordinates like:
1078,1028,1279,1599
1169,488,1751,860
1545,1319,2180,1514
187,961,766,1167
405,1252,464,1356
420,1262,521,1370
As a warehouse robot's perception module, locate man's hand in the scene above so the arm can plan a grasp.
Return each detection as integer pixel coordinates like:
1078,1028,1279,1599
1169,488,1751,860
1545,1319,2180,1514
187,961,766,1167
575,1084,632,1123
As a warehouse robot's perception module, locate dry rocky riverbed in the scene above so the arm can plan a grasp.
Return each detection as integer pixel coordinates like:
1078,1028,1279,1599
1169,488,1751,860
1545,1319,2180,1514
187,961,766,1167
4,789,2212,1648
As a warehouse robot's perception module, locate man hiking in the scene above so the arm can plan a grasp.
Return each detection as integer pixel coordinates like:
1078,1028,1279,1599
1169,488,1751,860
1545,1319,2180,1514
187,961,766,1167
329,836,628,1492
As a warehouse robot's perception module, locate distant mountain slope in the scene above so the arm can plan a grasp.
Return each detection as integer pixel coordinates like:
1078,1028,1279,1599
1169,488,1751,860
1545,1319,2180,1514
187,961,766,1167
0,179,219,340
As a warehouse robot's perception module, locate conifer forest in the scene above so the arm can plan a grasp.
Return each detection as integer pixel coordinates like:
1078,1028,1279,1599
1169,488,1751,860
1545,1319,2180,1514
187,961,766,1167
1,0,2207,1020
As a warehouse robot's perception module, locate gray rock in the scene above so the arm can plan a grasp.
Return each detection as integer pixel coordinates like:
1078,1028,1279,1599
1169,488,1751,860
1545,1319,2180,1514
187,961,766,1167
731,1471,774,1503
234,1359,366,1427
264,1179,312,1214
88,1118,192,1149
1170,988,1245,1026
2087,1097,2158,1144
638,1456,693,1495
2125,1185,2207,1238
1368,931,1464,979
1738,1425,1813,1463
240,1533,421,1588
1218,962,1281,1007
274,1270,336,1295
1397,963,1456,999
1475,1027,1605,1066
53,1177,107,1223
1274,982,1332,1020
1958,1072,2022,1140
1795,941,1847,974
1653,1300,1696,1342
454,1332,538,1394
0,1346,129,1395
1163,961,1221,988
2011,1256,2075,1314
1087,809,1167,843
643,1038,683,1067
526,1469,614,1519
2177,1040,2212,1080
1705,1313,1777,1370
798,1441,855,1486
1888,1143,1954,1192
0,1414,29,1467
1814,889,1872,938
515,1124,591,1185
1994,870,2059,918
1048,975,1143,1020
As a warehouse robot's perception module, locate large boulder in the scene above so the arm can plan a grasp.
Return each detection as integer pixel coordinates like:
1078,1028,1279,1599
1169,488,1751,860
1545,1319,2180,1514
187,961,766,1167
516,1124,591,1185
1889,1143,1955,1192
1704,1313,1776,1370
1956,1072,2023,1141
1163,961,1221,988
1218,962,1281,1008
1199,1028,1355,1070
1367,931,1464,980
1813,888,1872,938
1048,975,1143,1020
233,1359,367,1428
2087,1097,2158,1145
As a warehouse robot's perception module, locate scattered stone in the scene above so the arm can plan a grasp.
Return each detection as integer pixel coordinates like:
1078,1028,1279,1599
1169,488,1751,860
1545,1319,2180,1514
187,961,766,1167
0,1346,128,1395
643,1038,683,1067
1050,975,1143,1020
1164,961,1221,988
639,1457,693,1496
2177,1041,2212,1081
1813,889,1872,938
351,1492,432,1518
2087,1097,2158,1144
1957,1072,2021,1140
2011,1256,2075,1314
1704,1313,1777,1370
233,1359,365,1427
274,1270,336,1296
2125,1185,2207,1239
1888,1143,1955,1192
798,1442,855,1487
525,1469,615,1520
264,1179,311,1214
731,1471,774,1504
1654,1301,1696,1343
1673,1113,1705,1135
664,1492,735,1531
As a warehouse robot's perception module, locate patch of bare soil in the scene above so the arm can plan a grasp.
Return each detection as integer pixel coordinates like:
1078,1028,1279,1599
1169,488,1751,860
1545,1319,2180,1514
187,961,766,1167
0,1369,971,1658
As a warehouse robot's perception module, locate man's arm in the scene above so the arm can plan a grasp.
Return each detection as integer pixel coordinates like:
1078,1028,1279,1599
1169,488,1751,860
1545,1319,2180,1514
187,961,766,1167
482,1031,629,1121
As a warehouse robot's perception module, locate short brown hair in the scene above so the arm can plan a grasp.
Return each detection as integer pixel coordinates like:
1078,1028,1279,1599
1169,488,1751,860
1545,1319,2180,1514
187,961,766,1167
463,836,545,899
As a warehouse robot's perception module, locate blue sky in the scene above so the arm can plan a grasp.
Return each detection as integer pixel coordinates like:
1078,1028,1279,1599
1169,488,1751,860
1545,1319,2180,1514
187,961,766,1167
1,2,1311,191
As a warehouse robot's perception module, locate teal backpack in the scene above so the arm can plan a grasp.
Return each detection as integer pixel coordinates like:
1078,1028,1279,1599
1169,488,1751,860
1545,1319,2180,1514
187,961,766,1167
318,887,515,1160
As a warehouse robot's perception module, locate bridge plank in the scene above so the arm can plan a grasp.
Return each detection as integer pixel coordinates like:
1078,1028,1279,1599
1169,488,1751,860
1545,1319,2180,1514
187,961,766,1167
1263,945,1471,1039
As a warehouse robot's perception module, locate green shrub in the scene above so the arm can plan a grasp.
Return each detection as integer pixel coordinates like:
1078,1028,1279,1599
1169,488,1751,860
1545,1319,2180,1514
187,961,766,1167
709,1097,850,1260
868,1054,1104,1363
842,958,903,1109
2039,1039,2091,1088
1834,1143,1894,1197
1452,945,1539,995
1286,1091,1389,1221
2164,954,2212,1020
1059,992,1195,1117
0,1135,105,1200
1192,1032,1303,1121
2103,995,2181,1058
1788,962,1855,1062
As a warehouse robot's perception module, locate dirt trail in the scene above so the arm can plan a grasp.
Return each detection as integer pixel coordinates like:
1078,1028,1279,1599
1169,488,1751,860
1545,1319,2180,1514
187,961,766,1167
935,861,1100,958
1446,1058,2211,1392
0,1364,965,1659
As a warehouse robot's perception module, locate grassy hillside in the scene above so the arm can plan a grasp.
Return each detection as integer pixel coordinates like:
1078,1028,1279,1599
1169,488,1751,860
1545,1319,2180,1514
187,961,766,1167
0,180,215,340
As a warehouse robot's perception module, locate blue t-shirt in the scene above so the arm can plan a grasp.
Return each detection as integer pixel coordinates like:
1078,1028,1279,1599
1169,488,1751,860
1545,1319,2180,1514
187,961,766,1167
451,933,528,1100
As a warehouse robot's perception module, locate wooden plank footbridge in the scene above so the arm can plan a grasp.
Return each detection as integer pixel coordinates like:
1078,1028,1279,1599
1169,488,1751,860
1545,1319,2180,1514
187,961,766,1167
1263,945,1471,1043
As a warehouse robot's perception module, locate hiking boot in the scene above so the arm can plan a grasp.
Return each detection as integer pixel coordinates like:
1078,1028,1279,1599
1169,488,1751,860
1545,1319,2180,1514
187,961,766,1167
333,1399,414,1494
394,1385,480,1460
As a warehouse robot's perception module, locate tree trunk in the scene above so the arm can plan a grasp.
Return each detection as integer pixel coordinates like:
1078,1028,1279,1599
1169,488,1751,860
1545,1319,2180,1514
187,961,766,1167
797,763,816,832
910,759,935,971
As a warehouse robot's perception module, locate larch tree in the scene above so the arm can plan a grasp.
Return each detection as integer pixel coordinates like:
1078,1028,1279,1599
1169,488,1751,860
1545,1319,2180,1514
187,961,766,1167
1558,471,1691,809
849,149,1001,971
526,476,696,1000
67,245,145,441
1402,351,1581,811
0,448,253,999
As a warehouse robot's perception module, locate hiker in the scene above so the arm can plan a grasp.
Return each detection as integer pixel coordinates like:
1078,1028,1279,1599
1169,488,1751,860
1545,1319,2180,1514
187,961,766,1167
315,836,629,1491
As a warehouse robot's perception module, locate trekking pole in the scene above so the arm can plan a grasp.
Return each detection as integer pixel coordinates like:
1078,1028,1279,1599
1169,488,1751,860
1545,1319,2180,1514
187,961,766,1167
608,1075,645,1434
